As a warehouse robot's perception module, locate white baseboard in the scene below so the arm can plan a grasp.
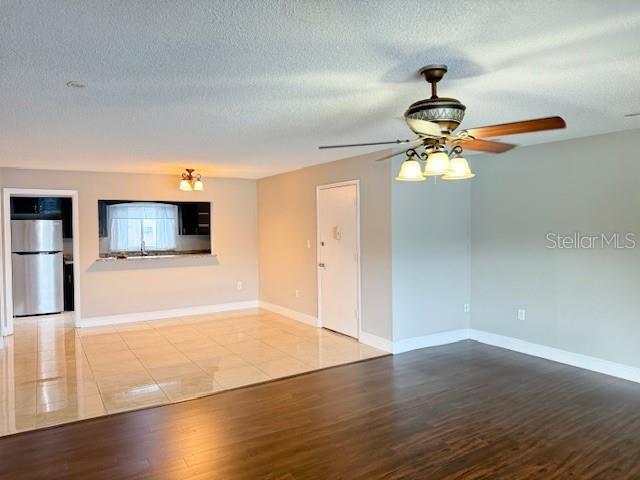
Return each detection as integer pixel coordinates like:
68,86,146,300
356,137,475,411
386,328,640,384
259,302,395,352
393,329,469,354
258,301,320,327
468,329,640,384
78,300,259,328
359,331,393,353
358,329,469,355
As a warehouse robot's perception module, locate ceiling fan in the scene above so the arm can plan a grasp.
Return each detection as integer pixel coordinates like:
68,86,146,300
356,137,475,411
318,64,566,181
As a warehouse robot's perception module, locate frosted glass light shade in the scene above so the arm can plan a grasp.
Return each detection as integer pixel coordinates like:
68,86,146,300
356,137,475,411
442,156,475,180
423,151,450,176
179,179,192,191
395,159,425,181
193,179,204,191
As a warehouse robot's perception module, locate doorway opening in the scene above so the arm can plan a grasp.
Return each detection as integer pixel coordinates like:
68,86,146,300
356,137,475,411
2,189,81,337
316,180,361,339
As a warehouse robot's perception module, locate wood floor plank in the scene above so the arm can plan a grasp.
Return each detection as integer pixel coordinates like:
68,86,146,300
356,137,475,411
1,340,640,479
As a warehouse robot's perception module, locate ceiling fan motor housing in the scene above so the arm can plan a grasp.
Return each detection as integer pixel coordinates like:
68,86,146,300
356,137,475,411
404,64,467,134
404,97,466,134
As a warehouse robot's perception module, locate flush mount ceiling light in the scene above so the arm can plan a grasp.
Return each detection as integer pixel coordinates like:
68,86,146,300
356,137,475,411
318,64,567,184
179,168,204,191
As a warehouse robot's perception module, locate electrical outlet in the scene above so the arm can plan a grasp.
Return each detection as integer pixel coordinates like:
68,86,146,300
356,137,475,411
517,309,526,321
236,281,243,291
295,289,300,298
464,303,470,313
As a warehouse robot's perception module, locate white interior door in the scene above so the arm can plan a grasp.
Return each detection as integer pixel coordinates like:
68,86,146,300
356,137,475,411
317,183,359,338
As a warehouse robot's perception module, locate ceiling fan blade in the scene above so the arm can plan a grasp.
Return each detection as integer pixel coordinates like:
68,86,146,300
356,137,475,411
404,118,445,137
318,138,420,150
461,138,516,154
465,116,566,139
374,149,411,162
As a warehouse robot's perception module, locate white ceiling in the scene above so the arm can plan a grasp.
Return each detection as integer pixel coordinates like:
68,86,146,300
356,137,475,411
2,1,640,178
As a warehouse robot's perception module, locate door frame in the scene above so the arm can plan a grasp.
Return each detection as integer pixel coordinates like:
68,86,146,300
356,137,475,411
1,188,82,336
316,180,361,339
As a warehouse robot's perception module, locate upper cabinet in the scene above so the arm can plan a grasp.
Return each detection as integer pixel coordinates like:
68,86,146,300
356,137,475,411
179,202,210,236
11,197,61,217
11,197,73,238
98,201,108,238
61,198,72,239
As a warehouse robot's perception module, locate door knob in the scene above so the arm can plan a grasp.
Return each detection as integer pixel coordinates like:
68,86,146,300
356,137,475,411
318,263,325,268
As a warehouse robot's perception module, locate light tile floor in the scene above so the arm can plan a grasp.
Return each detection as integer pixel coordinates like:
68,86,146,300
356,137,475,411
0,309,386,436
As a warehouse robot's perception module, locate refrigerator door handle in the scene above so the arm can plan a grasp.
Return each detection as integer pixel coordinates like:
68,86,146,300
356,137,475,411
13,251,61,255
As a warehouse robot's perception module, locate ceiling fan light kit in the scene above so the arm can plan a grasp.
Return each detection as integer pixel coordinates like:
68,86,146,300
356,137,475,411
318,64,566,185
394,146,475,182
423,149,451,177
442,155,475,180
395,151,425,182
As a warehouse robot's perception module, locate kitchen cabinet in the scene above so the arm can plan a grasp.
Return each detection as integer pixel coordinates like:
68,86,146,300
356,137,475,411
63,261,74,312
61,198,73,238
11,197,73,238
179,202,210,235
11,197,62,218
179,203,199,235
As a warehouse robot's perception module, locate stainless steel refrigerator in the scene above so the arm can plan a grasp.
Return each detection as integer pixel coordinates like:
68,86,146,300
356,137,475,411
11,220,64,316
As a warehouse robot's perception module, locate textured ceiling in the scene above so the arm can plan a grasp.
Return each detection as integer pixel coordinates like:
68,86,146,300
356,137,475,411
2,1,640,178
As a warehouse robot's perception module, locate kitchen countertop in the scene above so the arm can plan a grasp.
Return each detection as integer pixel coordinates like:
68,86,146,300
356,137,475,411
96,253,217,262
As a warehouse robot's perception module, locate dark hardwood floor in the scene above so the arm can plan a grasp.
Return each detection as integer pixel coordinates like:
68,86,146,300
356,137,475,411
2,340,640,479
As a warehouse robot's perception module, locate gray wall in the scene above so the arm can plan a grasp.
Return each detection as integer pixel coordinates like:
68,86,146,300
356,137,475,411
258,150,393,340
470,129,640,368
391,157,470,340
